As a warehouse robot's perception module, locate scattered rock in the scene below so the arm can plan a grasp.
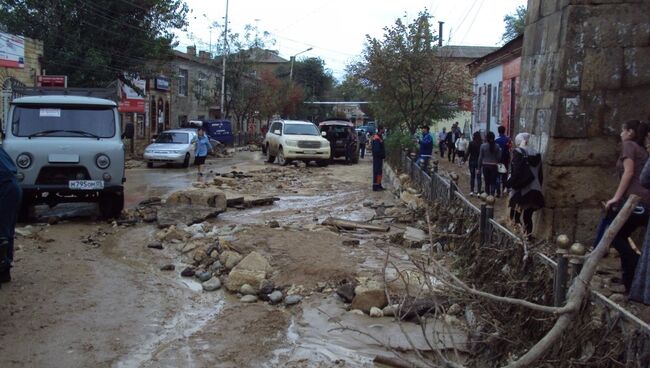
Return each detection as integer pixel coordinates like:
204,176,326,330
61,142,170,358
240,295,258,303
609,293,626,303
209,261,223,273
342,239,360,247
240,284,257,296
349,309,365,315
444,314,461,326
608,284,627,294
350,282,388,313
284,295,303,306
15,226,34,237
403,226,427,247
147,243,164,250
225,251,271,292
268,220,280,228
362,200,373,207
166,188,227,209
383,304,398,317
465,308,477,328
195,271,212,282
268,290,284,304
181,267,195,277
336,284,356,303
421,243,432,252
447,303,462,316
47,216,61,225
220,250,243,270
157,205,224,228
202,277,222,291
369,307,384,318
156,225,186,242
259,280,275,295
160,264,175,271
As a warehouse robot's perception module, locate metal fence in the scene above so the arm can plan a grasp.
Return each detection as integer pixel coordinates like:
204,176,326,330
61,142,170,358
390,148,650,336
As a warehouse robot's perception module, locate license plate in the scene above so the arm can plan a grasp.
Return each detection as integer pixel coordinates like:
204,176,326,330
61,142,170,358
304,150,316,154
69,180,104,190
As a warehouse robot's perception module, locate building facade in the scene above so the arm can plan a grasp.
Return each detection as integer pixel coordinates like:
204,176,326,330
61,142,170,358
1,32,43,124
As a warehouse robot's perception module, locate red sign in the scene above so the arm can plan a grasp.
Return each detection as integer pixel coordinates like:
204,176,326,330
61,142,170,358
37,75,67,87
118,99,145,113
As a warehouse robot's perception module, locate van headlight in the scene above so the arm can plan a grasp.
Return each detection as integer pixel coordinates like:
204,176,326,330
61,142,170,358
96,154,111,169
16,153,32,169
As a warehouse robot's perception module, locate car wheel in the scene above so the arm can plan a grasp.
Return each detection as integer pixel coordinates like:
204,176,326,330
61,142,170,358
316,160,329,167
351,145,360,164
266,145,276,163
99,190,124,219
147,162,153,168
277,147,290,166
182,153,190,168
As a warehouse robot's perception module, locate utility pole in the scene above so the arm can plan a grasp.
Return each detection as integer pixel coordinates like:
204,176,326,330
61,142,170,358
220,0,229,119
289,47,312,81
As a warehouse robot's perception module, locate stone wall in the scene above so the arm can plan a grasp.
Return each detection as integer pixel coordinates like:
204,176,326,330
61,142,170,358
519,0,650,242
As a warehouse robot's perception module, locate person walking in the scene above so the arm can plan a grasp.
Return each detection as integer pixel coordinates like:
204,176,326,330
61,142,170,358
358,131,368,159
506,133,544,240
195,127,213,177
446,127,457,163
631,153,650,305
478,131,501,196
593,120,650,292
0,146,21,283
417,125,434,173
455,133,469,166
467,132,483,196
371,127,386,191
495,125,512,197
438,128,447,158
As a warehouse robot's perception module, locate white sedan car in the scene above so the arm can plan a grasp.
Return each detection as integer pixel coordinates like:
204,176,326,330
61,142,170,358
144,129,197,168
263,120,330,166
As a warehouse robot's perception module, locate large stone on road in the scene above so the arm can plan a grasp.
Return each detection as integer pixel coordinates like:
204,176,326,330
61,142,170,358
225,251,271,293
166,188,227,209
350,281,388,313
156,205,224,228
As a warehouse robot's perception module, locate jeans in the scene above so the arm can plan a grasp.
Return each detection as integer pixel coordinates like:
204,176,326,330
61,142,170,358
439,143,446,158
447,145,456,162
0,178,21,265
360,145,365,159
469,163,481,193
482,165,498,196
372,158,383,189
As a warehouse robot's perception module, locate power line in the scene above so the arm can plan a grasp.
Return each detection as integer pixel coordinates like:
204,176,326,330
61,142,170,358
460,0,486,44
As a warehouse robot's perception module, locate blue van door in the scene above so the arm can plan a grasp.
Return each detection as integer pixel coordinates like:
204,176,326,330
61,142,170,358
203,120,234,145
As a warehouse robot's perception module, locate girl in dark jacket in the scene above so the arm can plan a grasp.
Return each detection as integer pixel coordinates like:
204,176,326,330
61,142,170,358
467,132,482,196
506,133,544,239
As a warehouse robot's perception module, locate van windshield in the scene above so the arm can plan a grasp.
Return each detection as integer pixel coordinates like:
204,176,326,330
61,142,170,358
12,105,116,138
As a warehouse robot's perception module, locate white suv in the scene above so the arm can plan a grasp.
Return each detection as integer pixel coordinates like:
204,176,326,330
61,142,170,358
263,120,330,166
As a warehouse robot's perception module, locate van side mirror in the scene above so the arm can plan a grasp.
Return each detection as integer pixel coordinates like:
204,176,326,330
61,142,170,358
321,131,327,137
122,123,134,139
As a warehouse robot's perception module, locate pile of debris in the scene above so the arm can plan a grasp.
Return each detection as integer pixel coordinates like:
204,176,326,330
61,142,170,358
153,222,302,306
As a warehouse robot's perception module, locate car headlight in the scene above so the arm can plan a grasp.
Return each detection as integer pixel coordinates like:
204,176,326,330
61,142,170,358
95,154,111,169
285,139,298,147
16,153,32,169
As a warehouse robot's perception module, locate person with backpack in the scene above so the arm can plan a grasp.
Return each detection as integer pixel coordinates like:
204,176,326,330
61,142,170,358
478,131,501,196
495,125,512,197
506,132,544,240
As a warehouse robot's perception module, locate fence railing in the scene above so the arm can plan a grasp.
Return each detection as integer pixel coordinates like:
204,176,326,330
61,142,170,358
390,148,650,334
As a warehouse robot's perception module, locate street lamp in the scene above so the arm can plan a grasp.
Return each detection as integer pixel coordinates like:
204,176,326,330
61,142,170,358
289,47,312,81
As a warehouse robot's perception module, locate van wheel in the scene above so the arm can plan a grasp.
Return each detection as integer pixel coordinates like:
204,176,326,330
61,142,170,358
147,162,153,168
266,145,275,163
351,146,360,164
99,190,124,219
182,153,190,168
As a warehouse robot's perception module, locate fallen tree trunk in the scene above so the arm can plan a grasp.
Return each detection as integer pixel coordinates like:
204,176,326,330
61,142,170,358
504,195,639,368
322,217,390,232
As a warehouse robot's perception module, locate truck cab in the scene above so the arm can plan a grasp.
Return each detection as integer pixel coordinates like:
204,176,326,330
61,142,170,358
1,95,128,219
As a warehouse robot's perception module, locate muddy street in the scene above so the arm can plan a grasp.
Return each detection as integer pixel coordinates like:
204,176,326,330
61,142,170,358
0,152,466,367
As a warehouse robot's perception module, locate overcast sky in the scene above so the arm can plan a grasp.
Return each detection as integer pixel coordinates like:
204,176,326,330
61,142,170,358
175,0,528,80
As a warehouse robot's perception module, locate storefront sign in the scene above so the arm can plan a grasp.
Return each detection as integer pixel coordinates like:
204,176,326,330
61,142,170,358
37,75,67,87
119,75,146,113
0,31,25,69
155,76,170,91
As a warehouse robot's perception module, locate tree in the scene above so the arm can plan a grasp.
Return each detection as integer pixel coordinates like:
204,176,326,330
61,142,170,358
502,5,526,43
0,0,188,87
275,57,335,121
353,10,468,134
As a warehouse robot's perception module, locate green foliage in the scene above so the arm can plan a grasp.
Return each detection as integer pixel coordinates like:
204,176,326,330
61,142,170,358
352,9,467,134
384,129,417,154
502,5,526,43
0,0,188,87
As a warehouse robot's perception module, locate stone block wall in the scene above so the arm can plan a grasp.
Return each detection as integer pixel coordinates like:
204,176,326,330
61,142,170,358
519,0,650,242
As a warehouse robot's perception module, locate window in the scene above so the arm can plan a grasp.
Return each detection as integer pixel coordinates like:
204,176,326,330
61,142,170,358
155,132,189,144
178,68,188,96
197,72,207,98
492,86,497,117
271,122,281,134
497,82,503,122
12,105,116,138
284,123,319,136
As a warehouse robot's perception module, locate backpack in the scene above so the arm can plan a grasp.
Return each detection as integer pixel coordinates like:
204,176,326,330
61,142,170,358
506,148,535,189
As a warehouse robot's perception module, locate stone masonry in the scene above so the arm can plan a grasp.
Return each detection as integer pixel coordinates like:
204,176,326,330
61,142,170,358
518,0,650,242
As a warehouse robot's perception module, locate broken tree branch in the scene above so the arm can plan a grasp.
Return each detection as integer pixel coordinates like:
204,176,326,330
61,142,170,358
322,217,390,232
504,195,639,368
